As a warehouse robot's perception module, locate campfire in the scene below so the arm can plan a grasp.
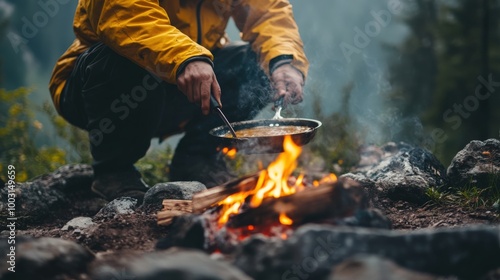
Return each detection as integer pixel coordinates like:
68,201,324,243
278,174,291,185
157,135,367,252
217,135,336,226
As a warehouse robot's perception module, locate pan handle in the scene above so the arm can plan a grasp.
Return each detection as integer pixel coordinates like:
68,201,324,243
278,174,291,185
210,95,238,138
274,95,284,109
210,94,221,109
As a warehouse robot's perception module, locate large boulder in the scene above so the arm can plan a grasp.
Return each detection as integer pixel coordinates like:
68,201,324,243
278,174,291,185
91,248,251,280
28,164,94,194
447,139,500,189
0,164,102,226
342,142,447,204
0,179,68,227
231,224,500,280
0,237,94,280
329,255,435,280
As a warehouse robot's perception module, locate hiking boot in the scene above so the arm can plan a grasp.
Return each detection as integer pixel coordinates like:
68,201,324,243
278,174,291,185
91,167,149,203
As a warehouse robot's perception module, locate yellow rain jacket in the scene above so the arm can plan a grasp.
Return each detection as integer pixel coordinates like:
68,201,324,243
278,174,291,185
49,0,309,111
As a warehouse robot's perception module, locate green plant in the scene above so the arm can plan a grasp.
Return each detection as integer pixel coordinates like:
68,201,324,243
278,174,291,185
425,182,500,211
425,186,453,206
40,101,91,164
135,144,174,186
457,186,488,209
454,169,500,210
0,88,68,182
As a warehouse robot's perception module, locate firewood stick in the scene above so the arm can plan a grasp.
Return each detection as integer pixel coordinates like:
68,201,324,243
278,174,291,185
157,210,191,226
192,172,261,213
226,177,367,228
158,209,192,219
157,200,193,226
158,217,175,226
161,199,193,212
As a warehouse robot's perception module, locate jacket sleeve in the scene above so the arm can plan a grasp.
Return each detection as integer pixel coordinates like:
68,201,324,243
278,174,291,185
232,0,309,78
86,0,213,84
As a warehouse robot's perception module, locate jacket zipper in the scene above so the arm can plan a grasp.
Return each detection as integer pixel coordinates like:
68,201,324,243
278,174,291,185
196,0,204,44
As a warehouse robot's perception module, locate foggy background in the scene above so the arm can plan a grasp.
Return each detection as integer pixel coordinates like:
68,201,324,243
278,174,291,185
1,0,499,178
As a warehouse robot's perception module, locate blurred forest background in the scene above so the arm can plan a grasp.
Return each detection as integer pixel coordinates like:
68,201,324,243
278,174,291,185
0,0,499,184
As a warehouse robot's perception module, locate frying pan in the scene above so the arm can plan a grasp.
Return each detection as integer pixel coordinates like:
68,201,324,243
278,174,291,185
209,117,322,154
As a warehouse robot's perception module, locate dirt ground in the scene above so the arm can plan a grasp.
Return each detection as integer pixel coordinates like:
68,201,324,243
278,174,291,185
17,195,500,254
380,199,499,230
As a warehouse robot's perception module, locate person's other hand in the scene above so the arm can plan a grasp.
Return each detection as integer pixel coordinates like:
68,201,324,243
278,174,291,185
271,64,304,107
177,61,221,115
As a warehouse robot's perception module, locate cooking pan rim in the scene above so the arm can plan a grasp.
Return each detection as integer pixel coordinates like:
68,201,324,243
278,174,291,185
208,117,322,138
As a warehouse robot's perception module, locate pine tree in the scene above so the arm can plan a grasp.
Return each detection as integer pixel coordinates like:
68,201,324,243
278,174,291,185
425,0,500,164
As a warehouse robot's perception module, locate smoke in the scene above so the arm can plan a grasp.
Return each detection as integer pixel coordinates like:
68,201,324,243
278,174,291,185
0,0,13,19
287,0,421,147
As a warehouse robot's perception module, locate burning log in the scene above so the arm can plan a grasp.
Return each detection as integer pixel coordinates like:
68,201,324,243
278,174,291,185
226,177,367,228
157,200,193,226
191,173,261,213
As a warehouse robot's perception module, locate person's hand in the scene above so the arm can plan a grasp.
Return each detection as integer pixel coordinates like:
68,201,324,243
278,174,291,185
271,64,304,107
177,61,221,115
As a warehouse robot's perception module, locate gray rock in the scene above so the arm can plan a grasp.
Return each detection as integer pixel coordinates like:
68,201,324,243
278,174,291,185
447,139,500,189
482,268,500,280
91,248,251,280
142,181,207,211
30,164,93,194
0,164,95,225
344,142,447,204
0,181,68,226
329,255,436,280
95,197,137,219
61,216,95,231
335,209,392,229
0,237,94,280
155,214,209,251
232,224,500,280
494,199,500,213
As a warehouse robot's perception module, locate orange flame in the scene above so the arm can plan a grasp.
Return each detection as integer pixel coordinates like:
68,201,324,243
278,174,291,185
320,173,337,184
217,135,302,225
222,147,237,159
250,135,302,207
279,213,293,225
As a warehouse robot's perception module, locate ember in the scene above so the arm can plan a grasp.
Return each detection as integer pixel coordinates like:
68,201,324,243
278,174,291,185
221,147,237,159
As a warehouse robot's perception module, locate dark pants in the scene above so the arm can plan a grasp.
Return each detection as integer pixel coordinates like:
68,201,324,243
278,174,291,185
60,42,271,186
